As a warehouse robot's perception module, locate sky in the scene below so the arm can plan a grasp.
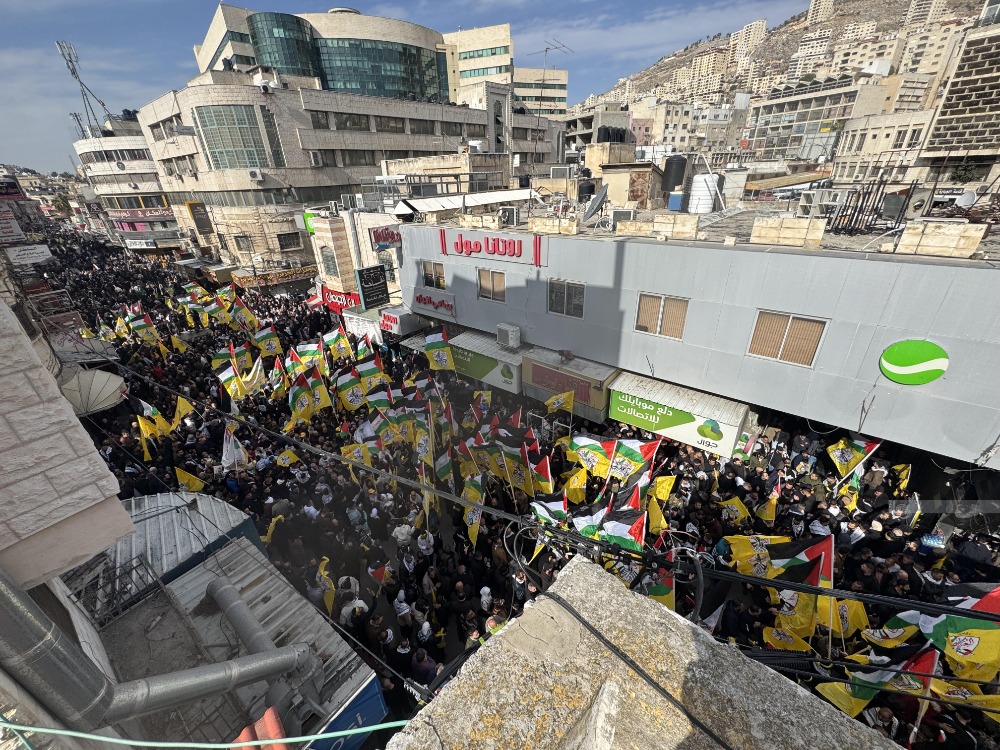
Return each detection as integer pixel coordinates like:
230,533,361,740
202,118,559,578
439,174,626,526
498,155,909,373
0,0,807,174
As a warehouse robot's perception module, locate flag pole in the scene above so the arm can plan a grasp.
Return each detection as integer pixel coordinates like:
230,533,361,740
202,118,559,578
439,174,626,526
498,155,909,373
832,441,882,494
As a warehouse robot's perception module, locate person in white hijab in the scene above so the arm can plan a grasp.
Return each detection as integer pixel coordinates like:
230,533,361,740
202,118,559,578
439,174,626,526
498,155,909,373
394,589,412,627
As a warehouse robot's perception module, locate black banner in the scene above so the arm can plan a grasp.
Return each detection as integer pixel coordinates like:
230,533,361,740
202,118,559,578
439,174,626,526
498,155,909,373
355,264,390,310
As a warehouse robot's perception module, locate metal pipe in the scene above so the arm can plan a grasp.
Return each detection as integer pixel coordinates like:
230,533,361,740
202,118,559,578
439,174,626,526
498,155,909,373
0,565,114,731
103,643,311,724
207,577,275,654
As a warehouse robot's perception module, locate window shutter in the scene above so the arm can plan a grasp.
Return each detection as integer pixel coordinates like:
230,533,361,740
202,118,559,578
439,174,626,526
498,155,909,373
779,317,825,366
659,297,689,339
478,268,492,298
749,312,789,359
635,294,662,333
491,271,506,302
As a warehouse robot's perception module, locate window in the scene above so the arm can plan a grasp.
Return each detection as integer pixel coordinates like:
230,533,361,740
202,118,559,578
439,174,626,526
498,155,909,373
442,121,463,137
384,150,409,160
277,231,301,250
234,235,254,253
634,293,688,339
218,234,229,253
375,116,405,133
460,64,512,79
748,311,826,367
193,104,270,170
342,150,376,166
907,128,922,147
320,245,339,277
478,269,505,302
309,110,330,129
333,113,370,131
547,279,585,318
422,261,444,289
466,123,486,137
409,119,435,135
458,45,510,60
892,130,907,148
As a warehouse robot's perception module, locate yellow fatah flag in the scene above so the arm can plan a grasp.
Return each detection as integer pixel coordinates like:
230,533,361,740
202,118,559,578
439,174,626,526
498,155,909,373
276,449,300,467
647,497,668,535
80,326,96,339
262,515,284,545
136,416,158,461
724,535,790,576
756,496,777,522
718,497,750,524
545,390,574,414
893,464,911,495
652,475,676,502
563,467,589,504
463,505,482,547
815,682,872,718
829,599,870,638
763,627,813,652
341,443,372,467
171,396,195,432
157,342,171,360
775,588,818,639
175,467,206,492
170,335,189,354
318,557,337,617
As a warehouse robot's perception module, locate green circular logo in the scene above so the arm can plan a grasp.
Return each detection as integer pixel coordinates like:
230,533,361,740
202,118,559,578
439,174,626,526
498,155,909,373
879,340,949,385
500,364,513,379
697,419,724,440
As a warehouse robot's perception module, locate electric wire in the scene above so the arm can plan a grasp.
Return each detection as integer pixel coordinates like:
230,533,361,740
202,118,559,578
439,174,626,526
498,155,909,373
0,714,38,750
0,719,410,748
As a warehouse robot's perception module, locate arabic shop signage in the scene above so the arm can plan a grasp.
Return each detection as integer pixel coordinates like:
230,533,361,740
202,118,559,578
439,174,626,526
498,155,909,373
609,389,741,457
412,288,456,320
355,264,390,310
369,225,402,251
185,201,214,235
439,229,546,267
379,310,401,333
452,346,521,394
107,207,174,220
324,287,361,313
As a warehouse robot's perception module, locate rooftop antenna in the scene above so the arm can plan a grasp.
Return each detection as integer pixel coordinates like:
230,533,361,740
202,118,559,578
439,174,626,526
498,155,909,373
524,38,574,217
56,41,115,138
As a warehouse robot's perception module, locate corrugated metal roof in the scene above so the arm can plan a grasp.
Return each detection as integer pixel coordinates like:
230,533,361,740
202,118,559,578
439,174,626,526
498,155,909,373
393,188,538,214
166,538,373,727
450,331,524,365
114,492,250,579
400,333,426,351
609,371,749,425
523,347,619,382
744,171,830,191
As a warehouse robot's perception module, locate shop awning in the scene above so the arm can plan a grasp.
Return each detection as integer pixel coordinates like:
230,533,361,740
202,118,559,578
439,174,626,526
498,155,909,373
449,331,523,393
450,331,524,365
608,371,749,456
400,333,426,352
392,188,539,215
59,367,126,416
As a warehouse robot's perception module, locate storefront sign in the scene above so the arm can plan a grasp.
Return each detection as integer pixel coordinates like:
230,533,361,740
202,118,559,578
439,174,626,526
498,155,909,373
453,346,521,393
609,389,741,457
234,266,317,288
124,238,158,250
323,287,361,314
185,201,214,235
5,244,53,265
527,362,593,406
879,340,949,386
84,202,104,216
439,229,545,267
355,264,390,310
369,225,402,251
0,177,26,201
303,211,317,235
411,288,456,320
0,210,25,243
379,310,401,334
107,207,174,220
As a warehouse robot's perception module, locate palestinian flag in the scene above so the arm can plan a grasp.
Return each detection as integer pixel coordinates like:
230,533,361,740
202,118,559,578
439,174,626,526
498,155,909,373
608,439,661,482
286,349,307,378
826,433,880,477
572,500,608,539
435,446,453,482
216,363,246,400
336,367,366,411
356,333,374,360
205,296,231,322
599,508,646,551
919,588,1000,666
323,326,353,360
366,384,393,410
570,436,616,477
524,428,540,453
767,535,834,582
130,313,159,342
122,301,142,316
531,492,568,524
356,354,387,391
296,341,325,370
213,343,252,371
861,610,923,648
270,356,290,394
424,326,455,371
252,325,282,355
182,282,209,299
407,370,432,391
816,647,938,717
499,442,534,496
130,397,171,436
286,374,313,425
647,559,675,610
532,456,554,494
507,407,522,428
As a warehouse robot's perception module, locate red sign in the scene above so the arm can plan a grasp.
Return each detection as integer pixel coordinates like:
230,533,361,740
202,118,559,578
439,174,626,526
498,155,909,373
414,293,454,313
439,229,545,267
323,286,360,313
369,225,402,249
529,363,592,406
379,311,400,333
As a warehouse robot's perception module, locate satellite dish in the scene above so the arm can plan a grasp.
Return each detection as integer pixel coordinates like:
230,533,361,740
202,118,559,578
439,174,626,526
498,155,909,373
954,191,977,209
582,184,609,223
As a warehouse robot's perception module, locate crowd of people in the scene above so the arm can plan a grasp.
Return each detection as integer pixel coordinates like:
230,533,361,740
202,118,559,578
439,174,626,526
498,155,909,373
36,228,1000,746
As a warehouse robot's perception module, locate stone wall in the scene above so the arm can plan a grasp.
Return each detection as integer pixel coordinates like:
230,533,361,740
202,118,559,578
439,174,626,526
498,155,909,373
0,301,133,587
750,216,826,247
895,219,986,258
527,217,579,235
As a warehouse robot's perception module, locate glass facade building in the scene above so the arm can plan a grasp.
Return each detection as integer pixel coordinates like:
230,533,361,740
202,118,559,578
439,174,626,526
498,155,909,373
243,12,449,100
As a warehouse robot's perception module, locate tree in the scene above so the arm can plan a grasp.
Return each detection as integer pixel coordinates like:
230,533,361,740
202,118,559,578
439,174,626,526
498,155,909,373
52,193,72,217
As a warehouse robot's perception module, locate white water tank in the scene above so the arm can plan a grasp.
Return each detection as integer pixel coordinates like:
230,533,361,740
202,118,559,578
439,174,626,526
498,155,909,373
688,173,720,214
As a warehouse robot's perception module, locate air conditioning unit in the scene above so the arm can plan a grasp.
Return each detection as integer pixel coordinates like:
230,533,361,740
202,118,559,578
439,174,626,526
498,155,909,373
977,184,992,195
289,258,303,268
248,169,264,182
496,323,521,348
852,173,865,181
499,206,519,226
127,182,140,190
550,166,571,179
308,150,323,167
116,161,126,171
610,209,636,229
